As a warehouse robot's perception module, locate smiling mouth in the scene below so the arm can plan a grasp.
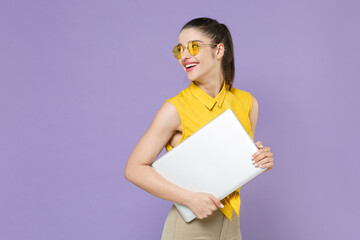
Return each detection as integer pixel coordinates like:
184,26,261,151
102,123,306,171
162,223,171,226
185,63,198,72
186,65,197,72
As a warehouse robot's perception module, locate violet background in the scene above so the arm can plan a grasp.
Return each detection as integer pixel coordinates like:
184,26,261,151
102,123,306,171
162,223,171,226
1,0,359,239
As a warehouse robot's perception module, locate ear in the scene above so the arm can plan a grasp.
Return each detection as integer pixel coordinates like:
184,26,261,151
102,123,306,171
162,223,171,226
216,43,225,60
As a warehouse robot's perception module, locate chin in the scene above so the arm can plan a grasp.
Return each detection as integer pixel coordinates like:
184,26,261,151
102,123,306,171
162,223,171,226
186,74,196,81
187,71,201,80
188,74,204,82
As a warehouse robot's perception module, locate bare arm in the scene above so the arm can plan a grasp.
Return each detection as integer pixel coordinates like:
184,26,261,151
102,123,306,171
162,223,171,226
250,95,259,138
124,101,192,206
249,95,274,172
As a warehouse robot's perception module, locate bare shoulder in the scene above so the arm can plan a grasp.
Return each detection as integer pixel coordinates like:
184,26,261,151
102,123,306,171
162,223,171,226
125,100,180,174
142,100,181,150
250,94,259,137
153,100,181,131
251,95,259,114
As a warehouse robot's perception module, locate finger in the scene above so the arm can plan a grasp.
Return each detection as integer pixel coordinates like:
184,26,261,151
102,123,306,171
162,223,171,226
254,150,273,162
210,194,223,209
251,148,264,159
261,162,274,170
262,146,270,152
253,152,267,163
255,157,272,167
252,148,271,163
259,158,274,169
255,141,263,149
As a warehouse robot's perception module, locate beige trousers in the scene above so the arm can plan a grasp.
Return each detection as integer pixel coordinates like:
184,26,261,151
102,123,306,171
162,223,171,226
161,204,242,240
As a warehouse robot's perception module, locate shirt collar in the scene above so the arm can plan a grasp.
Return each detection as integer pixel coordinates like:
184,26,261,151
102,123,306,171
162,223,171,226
189,80,228,110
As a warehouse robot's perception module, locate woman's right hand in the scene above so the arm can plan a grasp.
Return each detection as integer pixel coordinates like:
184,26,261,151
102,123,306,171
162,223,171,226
186,192,224,220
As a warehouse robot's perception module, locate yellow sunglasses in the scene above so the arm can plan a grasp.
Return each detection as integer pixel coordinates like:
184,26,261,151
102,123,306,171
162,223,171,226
172,40,217,59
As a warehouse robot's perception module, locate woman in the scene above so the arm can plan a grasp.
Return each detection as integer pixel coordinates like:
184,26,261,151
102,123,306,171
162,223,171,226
124,17,274,240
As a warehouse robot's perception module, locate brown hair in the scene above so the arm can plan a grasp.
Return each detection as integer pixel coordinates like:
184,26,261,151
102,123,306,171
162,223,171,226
180,17,235,90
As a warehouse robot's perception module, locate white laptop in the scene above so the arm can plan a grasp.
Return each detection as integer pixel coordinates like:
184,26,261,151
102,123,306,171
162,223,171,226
151,109,266,222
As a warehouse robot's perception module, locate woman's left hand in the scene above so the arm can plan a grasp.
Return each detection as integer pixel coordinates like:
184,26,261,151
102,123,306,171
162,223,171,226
251,141,274,172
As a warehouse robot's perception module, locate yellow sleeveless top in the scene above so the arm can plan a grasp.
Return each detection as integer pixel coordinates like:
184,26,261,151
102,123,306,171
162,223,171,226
164,80,254,222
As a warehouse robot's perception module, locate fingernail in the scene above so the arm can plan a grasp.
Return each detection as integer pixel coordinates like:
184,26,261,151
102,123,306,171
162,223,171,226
251,156,254,160
260,145,263,148
220,204,224,208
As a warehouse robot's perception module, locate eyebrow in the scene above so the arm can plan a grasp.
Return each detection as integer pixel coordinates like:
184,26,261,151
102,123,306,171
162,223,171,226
177,40,204,45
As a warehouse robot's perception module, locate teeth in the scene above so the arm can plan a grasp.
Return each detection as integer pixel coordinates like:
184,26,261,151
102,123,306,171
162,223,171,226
185,63,198,68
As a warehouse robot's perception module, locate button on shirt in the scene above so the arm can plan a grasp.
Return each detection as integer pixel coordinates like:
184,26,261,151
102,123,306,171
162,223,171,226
164,80,254,222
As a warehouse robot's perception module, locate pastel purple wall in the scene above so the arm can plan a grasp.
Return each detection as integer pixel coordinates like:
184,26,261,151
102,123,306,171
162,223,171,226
1,0,359,239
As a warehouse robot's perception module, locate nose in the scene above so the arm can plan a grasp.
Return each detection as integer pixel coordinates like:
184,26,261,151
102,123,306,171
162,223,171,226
180,46,192,60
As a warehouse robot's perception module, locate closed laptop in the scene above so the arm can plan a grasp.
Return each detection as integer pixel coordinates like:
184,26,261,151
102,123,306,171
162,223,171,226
151,109,265,222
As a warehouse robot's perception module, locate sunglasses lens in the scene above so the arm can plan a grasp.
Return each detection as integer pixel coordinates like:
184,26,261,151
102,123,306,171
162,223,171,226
188,41,199,55
172,45,182,59
172,41,200,59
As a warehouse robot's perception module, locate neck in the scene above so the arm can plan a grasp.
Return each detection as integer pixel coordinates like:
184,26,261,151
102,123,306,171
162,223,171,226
193,78,224,98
